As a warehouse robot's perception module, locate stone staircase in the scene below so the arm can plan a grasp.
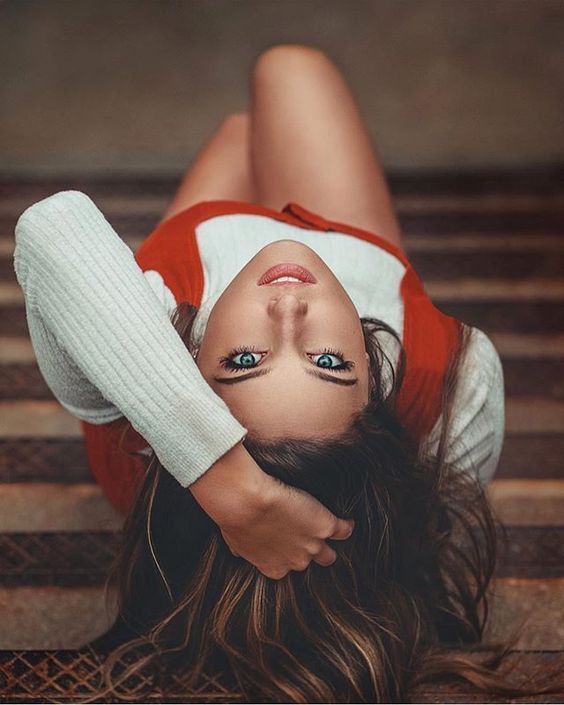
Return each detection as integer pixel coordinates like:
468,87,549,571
0,169,563,701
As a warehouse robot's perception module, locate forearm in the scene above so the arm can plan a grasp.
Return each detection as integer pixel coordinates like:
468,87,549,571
14,190,247,487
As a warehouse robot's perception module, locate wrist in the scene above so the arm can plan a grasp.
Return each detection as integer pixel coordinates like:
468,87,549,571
189,442,274,526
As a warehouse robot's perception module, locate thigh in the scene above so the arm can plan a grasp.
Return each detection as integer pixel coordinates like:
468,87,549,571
250,45,404,251
161,113,257,222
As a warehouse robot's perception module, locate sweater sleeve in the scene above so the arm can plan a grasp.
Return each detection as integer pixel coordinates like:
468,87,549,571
421,327,506,485
13,190,248,488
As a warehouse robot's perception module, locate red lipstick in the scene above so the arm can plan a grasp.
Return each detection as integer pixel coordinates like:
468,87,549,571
257,263,317,286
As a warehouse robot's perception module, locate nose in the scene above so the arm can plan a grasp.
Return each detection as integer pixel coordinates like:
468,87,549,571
268,293,308,333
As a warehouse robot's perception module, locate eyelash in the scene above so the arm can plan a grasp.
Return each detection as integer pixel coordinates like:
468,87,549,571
218,347,355,372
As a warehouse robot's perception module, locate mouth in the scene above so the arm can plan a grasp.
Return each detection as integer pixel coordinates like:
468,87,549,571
257,263,317,286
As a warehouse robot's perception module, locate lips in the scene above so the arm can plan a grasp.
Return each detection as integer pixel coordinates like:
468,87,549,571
257,263,317,286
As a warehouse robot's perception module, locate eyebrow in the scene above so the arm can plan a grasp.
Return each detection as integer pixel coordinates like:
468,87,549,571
213,366,358,387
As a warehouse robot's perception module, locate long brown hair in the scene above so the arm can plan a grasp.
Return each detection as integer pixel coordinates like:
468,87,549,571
91,302,559,702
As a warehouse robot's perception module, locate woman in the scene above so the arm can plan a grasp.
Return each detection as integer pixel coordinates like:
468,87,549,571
13,45,528,700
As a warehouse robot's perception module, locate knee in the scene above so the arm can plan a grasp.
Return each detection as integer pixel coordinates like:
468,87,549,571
219,112,250,136
252,44,329,82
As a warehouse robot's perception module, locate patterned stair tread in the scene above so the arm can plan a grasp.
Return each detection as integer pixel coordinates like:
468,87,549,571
0,439,91,483
0,527,561,587
2,166,563,190
2,300,563,337
3,249,564,283
0,648,562,703
3,200,562,238
0,434,562,483
2,358,563,400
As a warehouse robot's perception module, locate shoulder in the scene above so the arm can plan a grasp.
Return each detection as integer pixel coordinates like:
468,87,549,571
459,327,504,400
422,326,505,484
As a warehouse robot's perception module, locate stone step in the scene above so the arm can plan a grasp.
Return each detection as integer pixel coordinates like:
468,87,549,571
0,578,562,652
3,248,564,283
4,332,564,365
1,645,560,702
2,183,564,218
0,433,561,483
2,298,563,337
0,480,562,533
1,167,562,203
1,649,563,704
4,202,563,240
4,276,564,306
1,192,563,245
434,300,564,333
2,356,563,400
2,233,564,260
0,526,561,588
3,167,563,189
3,398,562,439
1,199,564,236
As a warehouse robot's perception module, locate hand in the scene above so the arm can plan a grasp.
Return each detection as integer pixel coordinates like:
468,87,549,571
189,442,354,579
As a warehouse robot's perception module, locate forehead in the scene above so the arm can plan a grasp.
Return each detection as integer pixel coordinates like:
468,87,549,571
208,364,367,438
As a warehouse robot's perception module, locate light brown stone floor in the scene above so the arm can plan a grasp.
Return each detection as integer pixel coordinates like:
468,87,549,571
0,0,563,174
1,579,562,650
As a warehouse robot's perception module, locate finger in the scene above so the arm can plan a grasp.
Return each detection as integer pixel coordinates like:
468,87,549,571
312,544,337,567
328,517,355,540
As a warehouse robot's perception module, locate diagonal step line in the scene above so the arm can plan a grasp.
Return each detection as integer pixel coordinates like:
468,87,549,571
2,398,563,436
1,434,560,483
0,527,560,587
2,358,563,401
2,191,564,217
2,233,564,255
3,279,564,305
426,279,564,300
0,484,123,532
0,480,562,532
4,333,564,364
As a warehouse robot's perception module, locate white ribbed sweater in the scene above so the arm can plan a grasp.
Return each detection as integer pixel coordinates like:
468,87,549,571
13,191,247,487
13,190,505,488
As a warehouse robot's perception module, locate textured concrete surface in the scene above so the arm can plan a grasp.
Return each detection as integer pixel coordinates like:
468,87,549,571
0,402,81,437
487,480,564,526
485,578,564,650
0,580,561,650
0,587,116,649
0,484,122,532
4,332,564,364
0,480,562,532
1,0,563,174
3,398,562,437
5,278,564,306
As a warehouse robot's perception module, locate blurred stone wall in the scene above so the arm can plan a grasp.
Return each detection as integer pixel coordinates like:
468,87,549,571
1,0,562,174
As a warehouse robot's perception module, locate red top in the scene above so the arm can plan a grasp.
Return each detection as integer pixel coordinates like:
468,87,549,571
135,200,463,442
82,200,462,514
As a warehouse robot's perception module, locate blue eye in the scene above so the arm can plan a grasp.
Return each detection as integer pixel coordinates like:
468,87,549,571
219,348,264,371
312,353,341,368
219,347,354,373
310,349,354,372
233,351,260,367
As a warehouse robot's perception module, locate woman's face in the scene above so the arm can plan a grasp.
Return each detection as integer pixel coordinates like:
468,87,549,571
196,240,370,439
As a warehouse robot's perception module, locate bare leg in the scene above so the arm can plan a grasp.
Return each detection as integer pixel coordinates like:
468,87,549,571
250,45,404,251
161,113,258,222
